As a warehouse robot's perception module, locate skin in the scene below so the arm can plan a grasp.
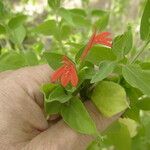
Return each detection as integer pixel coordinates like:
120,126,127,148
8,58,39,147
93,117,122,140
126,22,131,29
0,65,121,150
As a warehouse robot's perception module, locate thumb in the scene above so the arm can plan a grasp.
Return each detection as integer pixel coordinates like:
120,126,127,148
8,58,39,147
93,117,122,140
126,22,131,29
23,101,121,150
9,64,53,107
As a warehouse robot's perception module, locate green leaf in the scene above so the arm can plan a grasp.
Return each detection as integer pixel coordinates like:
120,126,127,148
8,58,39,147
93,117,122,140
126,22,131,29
43,52,63,70
59,8,90,28
140,62,150,70
140,0,150,40
0,51,39,71
9,25,26,45
41,83,56,99
112,25,133,58
91,9,108,17
47,86,72,103
0,1,5,18
136,97,150,110
123,106,140,122
61,97,97,135
104,121,131,150
8,14,27,29
122,86,140,122
95,13,109,31
87,140,101,150
0,1,4,13
119,118,138,138
60,24,71,39
70,9,90,27
91,61,116,83
132,114,150,150
122,65,150,97
72,14,91,28
79,62,95,80
69,8,86,17
45,101,61,115
33,42,44,54
0,24,6,35
48,0,60,10
75,45,85,62
41,83,61,115
70,62,94,91
58,7,74,26
85,46,116,65
23,51,39,66
0,52,26,71
34,20,58,37
91,81,128,117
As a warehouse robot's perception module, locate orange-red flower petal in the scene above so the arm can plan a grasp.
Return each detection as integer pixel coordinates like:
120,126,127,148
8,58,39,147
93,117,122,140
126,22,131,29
51,56,79,87
51,66,65,82
80,30,97,60
70,65,78,87
93,32,112,47
63,55,74,66
80,31,112,60
61,72,71,87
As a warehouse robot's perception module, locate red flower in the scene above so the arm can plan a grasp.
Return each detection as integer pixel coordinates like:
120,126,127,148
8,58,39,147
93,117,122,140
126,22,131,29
94,32,112,47
80,31,112,60
51,56,78,87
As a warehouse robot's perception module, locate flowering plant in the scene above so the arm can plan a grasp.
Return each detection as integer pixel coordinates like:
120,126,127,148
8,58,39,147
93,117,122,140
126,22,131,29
0,0,150,149
40,0,150,149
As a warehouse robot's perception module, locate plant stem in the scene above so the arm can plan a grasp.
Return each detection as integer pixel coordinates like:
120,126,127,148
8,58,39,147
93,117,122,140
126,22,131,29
130,40,150,64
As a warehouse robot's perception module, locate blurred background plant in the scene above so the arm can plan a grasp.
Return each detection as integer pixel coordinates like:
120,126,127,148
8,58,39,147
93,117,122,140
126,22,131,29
0,0,148,70
0,0,150,150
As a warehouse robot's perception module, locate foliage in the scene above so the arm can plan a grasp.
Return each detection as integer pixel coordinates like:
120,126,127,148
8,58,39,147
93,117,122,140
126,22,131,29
0,0,150,150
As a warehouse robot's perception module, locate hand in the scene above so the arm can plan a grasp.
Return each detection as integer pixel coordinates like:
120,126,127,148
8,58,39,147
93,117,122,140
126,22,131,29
0,65,121,150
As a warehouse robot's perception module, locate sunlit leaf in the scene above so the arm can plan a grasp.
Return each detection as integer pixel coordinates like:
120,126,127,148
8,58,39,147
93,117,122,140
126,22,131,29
91,81,128,117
